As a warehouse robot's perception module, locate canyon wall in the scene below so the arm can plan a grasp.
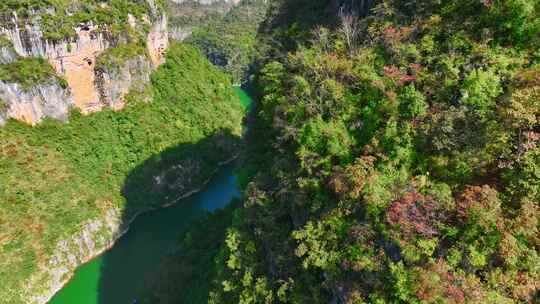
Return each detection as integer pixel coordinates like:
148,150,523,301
21,153,237,304
24,208,123,304
0,81,73,125
147,14,169,66
96,55,153,109
0,7,168,125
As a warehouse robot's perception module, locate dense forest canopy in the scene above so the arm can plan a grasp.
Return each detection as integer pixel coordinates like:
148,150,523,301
148,0,539,303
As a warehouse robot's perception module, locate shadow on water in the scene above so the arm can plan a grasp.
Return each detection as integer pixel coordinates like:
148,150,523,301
99,129,242,304
48,129,243,304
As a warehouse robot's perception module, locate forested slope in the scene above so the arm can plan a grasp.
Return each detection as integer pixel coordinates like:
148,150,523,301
186,0,269,84
163,0,539,303
0,44,244,303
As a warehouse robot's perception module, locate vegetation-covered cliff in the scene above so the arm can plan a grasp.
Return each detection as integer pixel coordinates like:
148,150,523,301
143,0,540,303
167,0,269,84
167,0,241,41
0,0,168,125
0,41,245,304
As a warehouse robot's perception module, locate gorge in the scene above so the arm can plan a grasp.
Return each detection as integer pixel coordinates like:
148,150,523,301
2,0,539,304
0,1,253,303
48,161,241,304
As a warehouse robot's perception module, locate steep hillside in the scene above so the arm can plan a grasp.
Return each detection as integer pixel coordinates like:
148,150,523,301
210,0,540,302
167,0,240,41
186,0,269,84
167,0,269,84
0,0,168,125
0,40,244,304
142,0,540,303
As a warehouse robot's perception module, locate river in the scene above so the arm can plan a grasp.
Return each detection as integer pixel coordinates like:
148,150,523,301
48,88,252,304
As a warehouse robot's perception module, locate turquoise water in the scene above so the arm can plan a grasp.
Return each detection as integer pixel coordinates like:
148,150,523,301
234,86,253,110
48,163,240,304
49,88,252,304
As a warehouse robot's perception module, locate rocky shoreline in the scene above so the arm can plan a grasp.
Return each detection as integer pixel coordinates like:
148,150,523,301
26,155,239,304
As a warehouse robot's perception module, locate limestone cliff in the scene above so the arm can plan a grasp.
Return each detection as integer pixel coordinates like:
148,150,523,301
147,14,169,66
0,81,73,126
0,37,17,64
24,208,123,304
0,3,168,125
96,55,153,109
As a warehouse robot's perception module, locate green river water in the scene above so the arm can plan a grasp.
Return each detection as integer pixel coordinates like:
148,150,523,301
48,88,252,304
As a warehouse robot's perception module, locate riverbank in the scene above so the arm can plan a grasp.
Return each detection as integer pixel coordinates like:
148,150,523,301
44,156,239,304
47,86,253,304
49,162,242,304
0,44,245,304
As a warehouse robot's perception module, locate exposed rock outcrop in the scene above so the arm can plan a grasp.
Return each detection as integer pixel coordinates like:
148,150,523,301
0,7,168,125
147,14,169,66
23,208,123,304
0,81,73,126
0,39,17,64
96,55,153,110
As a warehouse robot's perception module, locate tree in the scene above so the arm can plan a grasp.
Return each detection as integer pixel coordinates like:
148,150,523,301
460,68,502,118
339,13,359,56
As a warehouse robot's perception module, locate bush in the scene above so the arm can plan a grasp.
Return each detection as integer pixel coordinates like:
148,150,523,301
0,58,61,89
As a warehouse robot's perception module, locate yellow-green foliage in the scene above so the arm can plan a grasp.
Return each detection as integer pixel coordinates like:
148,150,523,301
96,42,147,72
203,1,540,303
1,0,161,41
0,58,66,89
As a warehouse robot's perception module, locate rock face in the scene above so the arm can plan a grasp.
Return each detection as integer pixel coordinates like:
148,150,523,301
0,41,17,64
0,81,73,126
96,55,153,109
0,7,169,125
1,15,112,114
147,14,169,66
23,208,123,304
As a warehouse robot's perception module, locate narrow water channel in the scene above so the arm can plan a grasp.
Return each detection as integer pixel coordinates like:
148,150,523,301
49,163,240,304
49,88,252,304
